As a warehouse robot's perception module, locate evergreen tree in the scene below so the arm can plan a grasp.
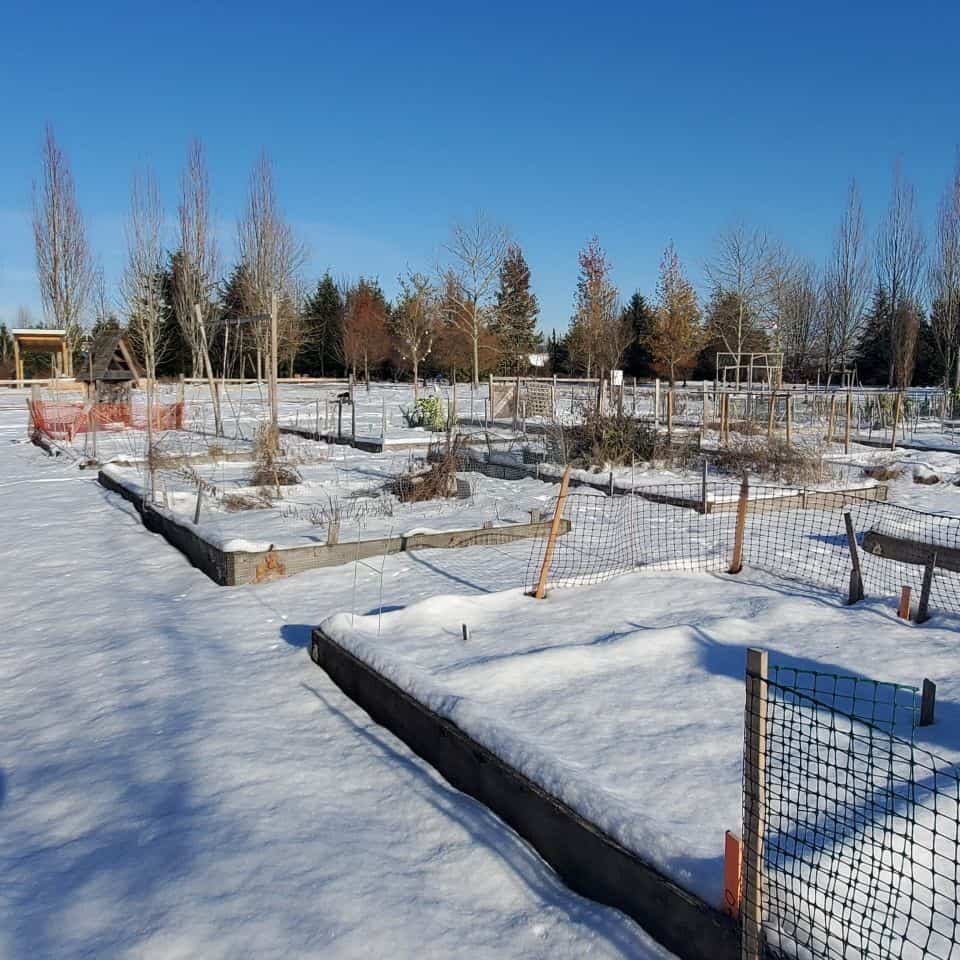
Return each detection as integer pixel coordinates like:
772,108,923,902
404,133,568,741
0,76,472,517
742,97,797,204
622,291,655,378
298,273,344,376
646,243,701,385
546,330,569,374
855,286,892,385
492,244,540,373
155,251,192,377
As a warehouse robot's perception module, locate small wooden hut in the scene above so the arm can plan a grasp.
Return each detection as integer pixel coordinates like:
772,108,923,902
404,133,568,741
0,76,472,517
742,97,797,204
76,330,144,403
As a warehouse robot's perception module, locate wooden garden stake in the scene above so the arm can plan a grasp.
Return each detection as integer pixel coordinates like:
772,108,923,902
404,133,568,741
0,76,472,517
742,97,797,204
667,389,674,436
766,393,775,442
534,466,571,600
729,476,749,574
742,648,768,960
722,830,742,919
785,394,793,448
844,390,852,454
193,481,204,525
917,552,937,624
844,511,864,604
898,585,912,620
891,392,903,451
701,458,709,515
327,520,340,546
827,393,836,443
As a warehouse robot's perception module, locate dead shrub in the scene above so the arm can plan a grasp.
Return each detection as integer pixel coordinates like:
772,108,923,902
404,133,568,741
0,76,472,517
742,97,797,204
711,438,822,485
564,412,660,467
391,434,468,503
863,463,901,481
222,492,273,512
250,423,302,494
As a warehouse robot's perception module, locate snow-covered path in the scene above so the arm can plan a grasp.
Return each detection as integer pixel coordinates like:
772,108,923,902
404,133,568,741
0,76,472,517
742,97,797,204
0,421,672,958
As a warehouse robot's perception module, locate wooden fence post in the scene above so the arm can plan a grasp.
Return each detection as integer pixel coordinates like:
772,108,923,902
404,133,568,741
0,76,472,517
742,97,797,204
844,511,864,604
488,374,495,421
742,647,768,960
827,393,836,443
654,378,660,429
729,476,749,574
533,466,572,599
920,678,937,726
766,393,775,443
891,392,903,451
667,388,674,436
916,552,937,624
785,394,793,448
844,390,852,454
701,458,709,515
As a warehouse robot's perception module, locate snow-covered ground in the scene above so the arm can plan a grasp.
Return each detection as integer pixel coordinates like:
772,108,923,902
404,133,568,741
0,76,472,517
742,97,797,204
102,441,562,550
11,376,960,959
0,394,674,959
323,569,960,912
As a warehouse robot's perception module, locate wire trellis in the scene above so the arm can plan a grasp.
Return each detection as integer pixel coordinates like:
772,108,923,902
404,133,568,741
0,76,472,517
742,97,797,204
745,673,960,959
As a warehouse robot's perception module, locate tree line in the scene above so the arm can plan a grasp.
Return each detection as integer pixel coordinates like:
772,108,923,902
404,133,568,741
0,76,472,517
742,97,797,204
6,128,960,390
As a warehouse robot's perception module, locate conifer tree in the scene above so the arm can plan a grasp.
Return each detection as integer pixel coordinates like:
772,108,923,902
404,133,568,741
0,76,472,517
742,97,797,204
646,242,701,385
298,273,343,376
492,244,540,373
622,291,656,377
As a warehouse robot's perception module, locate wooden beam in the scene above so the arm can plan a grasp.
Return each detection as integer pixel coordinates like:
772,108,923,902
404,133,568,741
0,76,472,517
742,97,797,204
861,531,960,574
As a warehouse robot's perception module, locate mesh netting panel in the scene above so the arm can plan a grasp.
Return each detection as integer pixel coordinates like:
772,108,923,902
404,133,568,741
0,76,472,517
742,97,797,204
744,675,960,959
526,481,960,616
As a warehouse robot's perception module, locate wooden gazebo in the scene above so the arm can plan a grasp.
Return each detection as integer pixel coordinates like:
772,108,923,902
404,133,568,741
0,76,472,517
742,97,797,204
12,329,71,387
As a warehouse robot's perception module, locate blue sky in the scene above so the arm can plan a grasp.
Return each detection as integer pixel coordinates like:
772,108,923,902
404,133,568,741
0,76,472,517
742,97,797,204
1,0,958,332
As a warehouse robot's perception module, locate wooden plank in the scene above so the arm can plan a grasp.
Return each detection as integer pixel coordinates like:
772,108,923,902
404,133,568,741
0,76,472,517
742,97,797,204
862,531,960,574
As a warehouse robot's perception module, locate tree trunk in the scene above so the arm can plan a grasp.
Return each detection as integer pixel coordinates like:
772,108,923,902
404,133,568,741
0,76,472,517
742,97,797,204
472,333,479,387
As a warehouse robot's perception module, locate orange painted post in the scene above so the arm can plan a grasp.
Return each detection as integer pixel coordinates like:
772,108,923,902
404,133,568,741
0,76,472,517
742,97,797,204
729,476,750,574
533,465,572,600
722,830,742,918
898,585,912,620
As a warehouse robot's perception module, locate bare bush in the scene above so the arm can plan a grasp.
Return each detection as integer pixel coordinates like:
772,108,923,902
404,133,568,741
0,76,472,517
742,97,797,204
711,438,822,485
250,422,302,493
391,434,469,502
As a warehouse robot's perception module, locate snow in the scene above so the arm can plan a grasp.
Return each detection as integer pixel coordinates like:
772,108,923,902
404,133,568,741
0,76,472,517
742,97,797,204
0,394,674,960
323,568,960,913
13,376,960,958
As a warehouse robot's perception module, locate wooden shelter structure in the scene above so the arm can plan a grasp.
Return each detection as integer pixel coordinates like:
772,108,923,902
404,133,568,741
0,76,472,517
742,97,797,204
12,329,71,387
76,329,144,402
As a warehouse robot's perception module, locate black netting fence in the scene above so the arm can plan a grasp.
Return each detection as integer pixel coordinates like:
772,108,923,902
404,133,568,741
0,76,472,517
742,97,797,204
743,665,960,959
525,482,960,617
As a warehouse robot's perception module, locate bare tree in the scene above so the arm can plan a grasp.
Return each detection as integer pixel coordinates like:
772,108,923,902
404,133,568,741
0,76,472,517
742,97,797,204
122,168,165,495
32,126,94,361
929,161,960,388
875,163,926,387
705,223,777,383
822,180,870,381
173,140,218,377
390,271,440,399
441,213,508,386
236,151,306,379
779,261,821,382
